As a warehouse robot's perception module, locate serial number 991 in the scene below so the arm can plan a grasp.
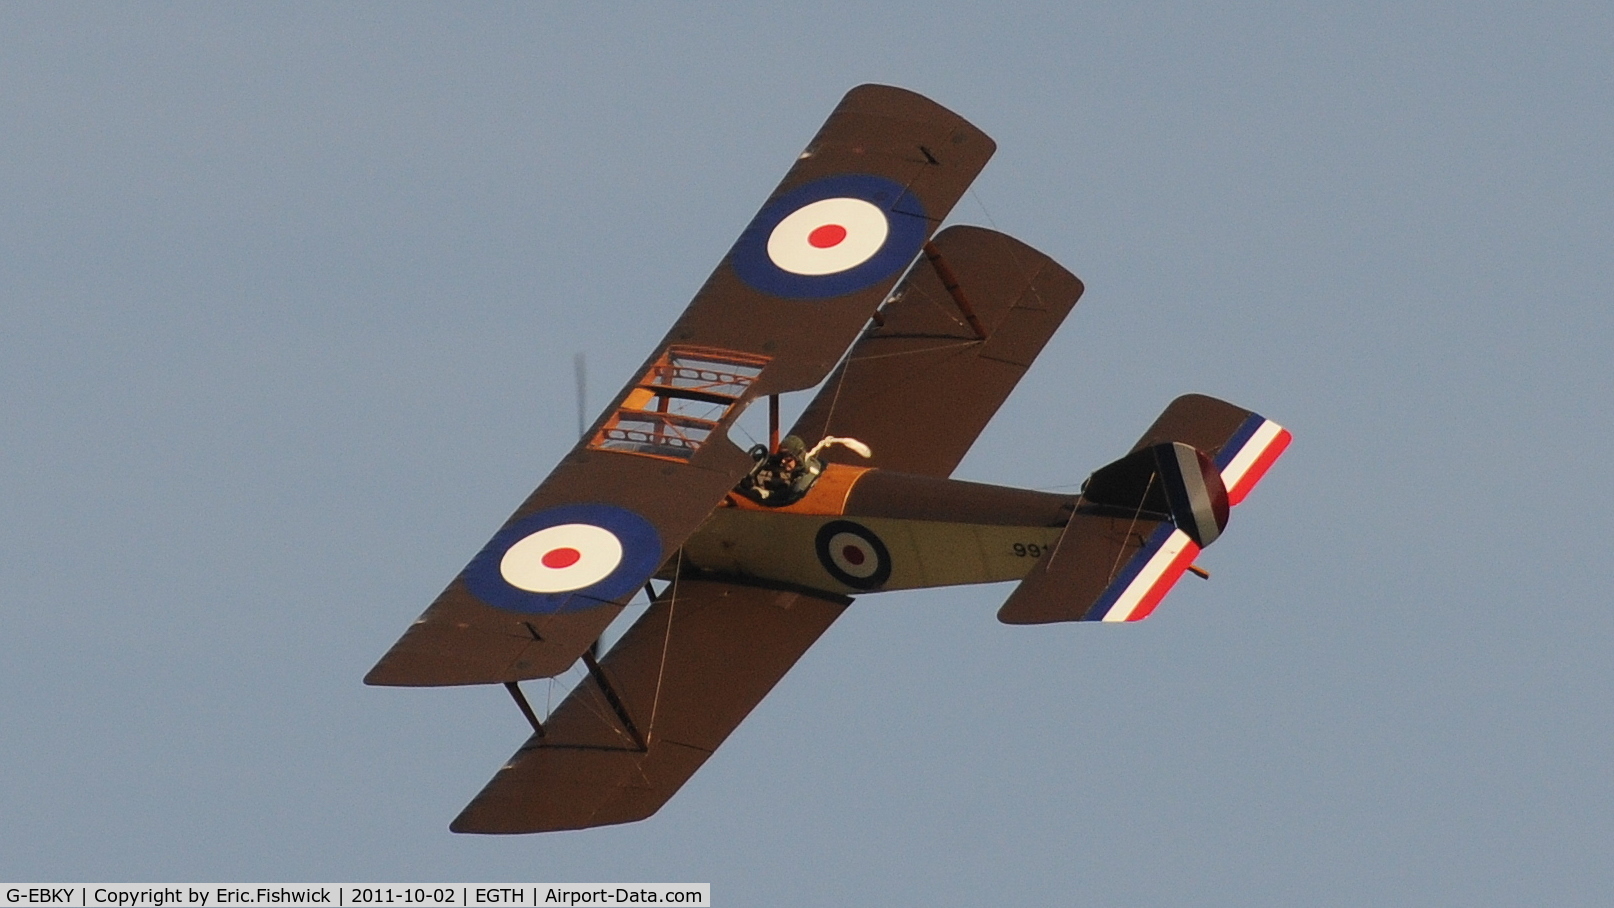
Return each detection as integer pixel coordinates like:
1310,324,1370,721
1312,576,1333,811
350,890,459,904
1012,543,1047,558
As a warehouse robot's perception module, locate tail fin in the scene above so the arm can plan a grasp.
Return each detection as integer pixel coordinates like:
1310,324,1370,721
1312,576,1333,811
997,395,1290,625
1081,441,1229,547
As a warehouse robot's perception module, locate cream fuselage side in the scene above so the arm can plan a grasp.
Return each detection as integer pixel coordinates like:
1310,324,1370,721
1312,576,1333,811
673,463,1073,597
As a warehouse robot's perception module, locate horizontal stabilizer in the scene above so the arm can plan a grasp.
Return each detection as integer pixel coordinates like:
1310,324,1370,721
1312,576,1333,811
1128,394,1291,506
996,514,1188,624
997,395,1288,625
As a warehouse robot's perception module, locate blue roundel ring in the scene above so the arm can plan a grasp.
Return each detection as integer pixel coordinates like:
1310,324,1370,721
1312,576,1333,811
729,173,929,300
463,503,663,615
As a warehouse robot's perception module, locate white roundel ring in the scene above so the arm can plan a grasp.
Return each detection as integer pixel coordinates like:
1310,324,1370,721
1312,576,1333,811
729,173,929,300
765,197,890,276
499,523,623,593
827,531,880,579
814,520,892,591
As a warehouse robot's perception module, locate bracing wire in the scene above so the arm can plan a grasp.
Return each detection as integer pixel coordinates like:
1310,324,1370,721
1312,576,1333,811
1106,473,1157,585
647,551,682,739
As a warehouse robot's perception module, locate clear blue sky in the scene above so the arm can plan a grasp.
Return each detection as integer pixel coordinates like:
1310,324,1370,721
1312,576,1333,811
3,4,1611,905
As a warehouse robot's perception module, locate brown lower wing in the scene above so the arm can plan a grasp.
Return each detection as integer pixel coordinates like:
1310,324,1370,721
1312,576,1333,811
789,225,1084,477
450,578,850,834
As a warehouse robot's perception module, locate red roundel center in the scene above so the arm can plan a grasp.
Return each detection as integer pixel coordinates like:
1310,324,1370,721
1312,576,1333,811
841,544,866,566
541,547,582,569
808,224,848,249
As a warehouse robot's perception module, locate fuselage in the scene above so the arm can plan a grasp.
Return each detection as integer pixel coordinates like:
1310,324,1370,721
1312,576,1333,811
672,463,1073,596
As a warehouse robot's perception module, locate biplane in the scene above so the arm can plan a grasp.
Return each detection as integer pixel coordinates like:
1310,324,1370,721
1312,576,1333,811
366,85,1291,834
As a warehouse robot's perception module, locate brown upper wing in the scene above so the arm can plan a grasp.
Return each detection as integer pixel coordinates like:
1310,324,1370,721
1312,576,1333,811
366,86,993,686
449,578,850,834
788,226,1083,477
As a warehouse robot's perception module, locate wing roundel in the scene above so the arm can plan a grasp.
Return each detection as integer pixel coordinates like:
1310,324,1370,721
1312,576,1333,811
732,173,930,298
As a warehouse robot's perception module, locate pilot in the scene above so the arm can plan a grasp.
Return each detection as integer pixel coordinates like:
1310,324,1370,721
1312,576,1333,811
738,435,822,505
775,435,822,496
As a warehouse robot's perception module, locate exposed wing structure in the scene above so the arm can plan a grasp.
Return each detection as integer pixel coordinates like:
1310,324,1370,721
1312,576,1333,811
451,578,850,833
997,395,1290,624
789,225,1084,477
366,85,994,687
